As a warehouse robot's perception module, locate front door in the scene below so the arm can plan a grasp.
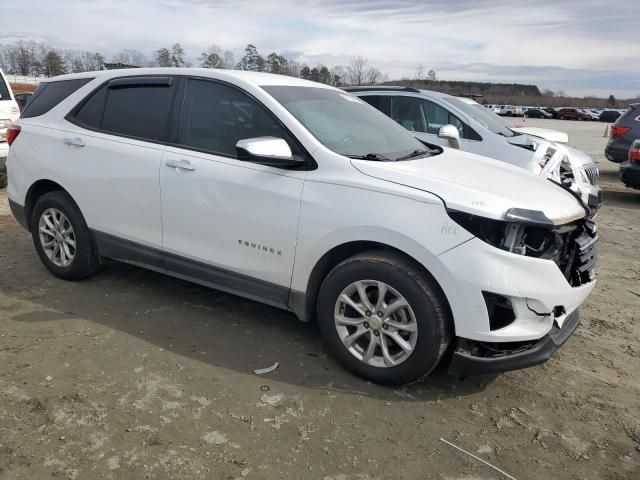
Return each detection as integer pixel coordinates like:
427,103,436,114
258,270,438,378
159,78,305,305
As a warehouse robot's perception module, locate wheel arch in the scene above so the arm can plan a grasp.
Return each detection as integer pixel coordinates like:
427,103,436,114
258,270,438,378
24,179,79,231
289,240,454,329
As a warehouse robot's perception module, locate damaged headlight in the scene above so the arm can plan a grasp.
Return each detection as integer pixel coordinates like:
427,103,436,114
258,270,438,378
448,208,571,258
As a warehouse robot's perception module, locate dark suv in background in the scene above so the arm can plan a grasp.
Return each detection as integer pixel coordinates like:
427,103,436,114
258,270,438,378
605,103,639,163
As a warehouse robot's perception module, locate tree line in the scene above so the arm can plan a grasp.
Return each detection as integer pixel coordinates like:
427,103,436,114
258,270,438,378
0,40,388,87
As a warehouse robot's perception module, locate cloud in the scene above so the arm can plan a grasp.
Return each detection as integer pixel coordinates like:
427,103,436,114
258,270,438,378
3,0,639,96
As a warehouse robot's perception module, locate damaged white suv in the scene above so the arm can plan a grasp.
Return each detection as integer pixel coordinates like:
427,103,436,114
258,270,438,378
7,69,597,385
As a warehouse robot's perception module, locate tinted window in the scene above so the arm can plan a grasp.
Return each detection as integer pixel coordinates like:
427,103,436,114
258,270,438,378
73,85,108,128
0,75,10,101
390,97,466,137
102,83,173,141
21,78,92,118
178,79,292,157
359,95,385,112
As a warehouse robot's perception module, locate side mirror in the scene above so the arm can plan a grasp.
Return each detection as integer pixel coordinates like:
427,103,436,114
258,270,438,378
235,137,302,168
438,124,461,149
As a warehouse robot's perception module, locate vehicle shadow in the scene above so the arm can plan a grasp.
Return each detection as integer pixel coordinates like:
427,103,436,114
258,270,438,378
602,188,640,209
5,257,495,402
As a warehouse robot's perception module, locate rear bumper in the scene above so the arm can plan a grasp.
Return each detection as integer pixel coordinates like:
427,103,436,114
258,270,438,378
605,140,629,163
448,309,580,376
8,199,29,230
620,161,640,189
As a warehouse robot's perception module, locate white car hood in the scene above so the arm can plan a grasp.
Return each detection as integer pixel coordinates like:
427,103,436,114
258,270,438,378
510,126,569,143
351,148,587,225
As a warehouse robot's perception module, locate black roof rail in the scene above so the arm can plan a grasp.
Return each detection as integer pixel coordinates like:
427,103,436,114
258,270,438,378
341,86,421,93
457,93,483,99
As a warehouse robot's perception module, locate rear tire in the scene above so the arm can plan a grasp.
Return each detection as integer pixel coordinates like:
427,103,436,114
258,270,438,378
30,191,99,280
317,251,451,386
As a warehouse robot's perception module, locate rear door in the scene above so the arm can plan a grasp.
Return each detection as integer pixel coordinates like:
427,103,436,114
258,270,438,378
159,77,305,303
61,76,176,253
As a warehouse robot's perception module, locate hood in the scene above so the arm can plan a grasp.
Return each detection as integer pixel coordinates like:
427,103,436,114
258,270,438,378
351,148,587,225
510,126,569,143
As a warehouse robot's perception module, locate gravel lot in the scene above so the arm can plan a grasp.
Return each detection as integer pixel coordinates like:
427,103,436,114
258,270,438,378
0,119,638,479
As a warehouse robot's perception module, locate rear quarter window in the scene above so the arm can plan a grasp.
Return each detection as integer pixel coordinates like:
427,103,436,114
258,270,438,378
21,78,93,118
0,75,10,101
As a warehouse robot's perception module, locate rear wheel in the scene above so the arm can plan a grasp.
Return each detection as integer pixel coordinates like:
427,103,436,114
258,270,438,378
317,251,451,385
30,191,99,280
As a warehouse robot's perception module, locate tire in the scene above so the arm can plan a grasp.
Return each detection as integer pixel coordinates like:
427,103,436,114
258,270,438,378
30,191,99,280
0,171,6,189
316,251,452,386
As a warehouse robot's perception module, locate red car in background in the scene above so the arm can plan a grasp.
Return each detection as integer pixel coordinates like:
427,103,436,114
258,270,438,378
558,107,590,121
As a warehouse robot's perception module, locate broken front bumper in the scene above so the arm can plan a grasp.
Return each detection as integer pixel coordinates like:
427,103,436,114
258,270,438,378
448,309,580,376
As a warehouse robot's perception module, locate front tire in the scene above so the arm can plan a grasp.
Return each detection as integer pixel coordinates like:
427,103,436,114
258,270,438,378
317,251,451,386
30,191,99,280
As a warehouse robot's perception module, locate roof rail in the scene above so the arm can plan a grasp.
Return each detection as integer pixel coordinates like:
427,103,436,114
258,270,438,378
341,86,421,93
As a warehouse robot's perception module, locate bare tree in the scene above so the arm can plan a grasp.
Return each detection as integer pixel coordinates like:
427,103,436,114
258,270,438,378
347,55,368,85
200,44,234,69
415,63,425,80
427,69,437,81
112,49,148,66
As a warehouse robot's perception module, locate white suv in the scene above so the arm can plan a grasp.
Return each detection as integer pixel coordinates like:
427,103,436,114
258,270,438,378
7,69,597,385
0,69,20,187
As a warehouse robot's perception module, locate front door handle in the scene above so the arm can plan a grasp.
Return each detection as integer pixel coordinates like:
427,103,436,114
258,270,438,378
63,137,85,147
165,159,196,171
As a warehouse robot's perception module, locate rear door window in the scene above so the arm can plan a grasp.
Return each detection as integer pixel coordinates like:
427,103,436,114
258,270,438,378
69,76,175,142
21,78,93,118
359,95,386,114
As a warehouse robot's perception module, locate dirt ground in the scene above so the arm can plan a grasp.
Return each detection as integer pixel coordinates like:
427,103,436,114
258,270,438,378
0,118,638,480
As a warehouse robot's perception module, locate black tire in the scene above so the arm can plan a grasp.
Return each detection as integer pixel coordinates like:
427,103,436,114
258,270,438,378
316,251,452,386
0,172,6,189
30,191,99,280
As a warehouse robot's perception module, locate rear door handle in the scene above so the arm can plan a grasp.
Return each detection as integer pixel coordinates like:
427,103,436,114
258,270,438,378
165,159,196,171
63,137,85,147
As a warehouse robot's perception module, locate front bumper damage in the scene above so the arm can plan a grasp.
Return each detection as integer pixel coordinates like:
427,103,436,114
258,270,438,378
448,309,580,376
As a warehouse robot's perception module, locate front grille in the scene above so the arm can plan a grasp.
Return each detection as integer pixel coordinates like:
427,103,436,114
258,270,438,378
584,164,600,185
555,221,598,287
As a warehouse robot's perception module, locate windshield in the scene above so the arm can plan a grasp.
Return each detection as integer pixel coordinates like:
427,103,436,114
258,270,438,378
262,86,429,160
444,97,515,137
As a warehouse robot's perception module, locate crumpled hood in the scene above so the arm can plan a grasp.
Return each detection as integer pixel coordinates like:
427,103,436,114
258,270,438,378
510,126,569,143
351,148,587,225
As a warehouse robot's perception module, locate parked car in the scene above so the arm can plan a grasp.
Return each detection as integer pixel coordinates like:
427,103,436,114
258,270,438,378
583,109,600,121
619,139,640,189
605,103,639,163
496,105,516,116
14,92,33,112
543,107,560,119
599,109,622,123
0,68,20,188
524,108,552,119
7,68,597,385
557,108,590,121
344,86,601,209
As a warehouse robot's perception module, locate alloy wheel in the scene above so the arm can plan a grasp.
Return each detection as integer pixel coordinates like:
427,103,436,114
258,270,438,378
334,280,418,368
38,208,76,267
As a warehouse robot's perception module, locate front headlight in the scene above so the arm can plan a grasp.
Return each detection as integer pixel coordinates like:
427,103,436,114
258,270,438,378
448,208,568,257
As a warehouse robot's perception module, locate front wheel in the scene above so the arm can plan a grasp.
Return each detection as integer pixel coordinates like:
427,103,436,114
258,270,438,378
317,251,451,385
30,191,99,280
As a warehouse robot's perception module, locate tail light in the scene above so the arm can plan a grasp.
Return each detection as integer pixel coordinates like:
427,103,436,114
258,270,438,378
611,126,631,138
629,140,640,163
7,125,21,146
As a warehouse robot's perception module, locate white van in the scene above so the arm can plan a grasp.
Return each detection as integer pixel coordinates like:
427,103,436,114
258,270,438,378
0,69,20,187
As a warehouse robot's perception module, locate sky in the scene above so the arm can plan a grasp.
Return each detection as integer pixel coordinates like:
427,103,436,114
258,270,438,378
3,0,639,98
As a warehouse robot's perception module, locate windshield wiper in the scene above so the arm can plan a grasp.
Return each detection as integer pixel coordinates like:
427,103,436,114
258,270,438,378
396,149,429,161
346,153,391,161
